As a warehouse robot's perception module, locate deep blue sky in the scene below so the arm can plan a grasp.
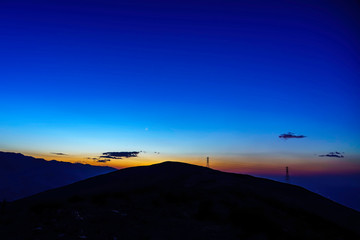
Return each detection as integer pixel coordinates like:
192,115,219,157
0,0,359,172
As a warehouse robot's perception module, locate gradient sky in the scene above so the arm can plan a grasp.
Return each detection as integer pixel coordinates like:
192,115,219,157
1,0,359,175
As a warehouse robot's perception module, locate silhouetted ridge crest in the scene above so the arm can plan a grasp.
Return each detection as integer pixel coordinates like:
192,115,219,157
2,161,360,240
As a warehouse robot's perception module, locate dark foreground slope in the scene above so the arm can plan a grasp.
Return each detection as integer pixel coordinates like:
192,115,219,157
0,151,115,201
1,162,360,240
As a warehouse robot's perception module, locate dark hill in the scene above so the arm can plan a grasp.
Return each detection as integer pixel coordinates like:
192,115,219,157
1,161,360,240
0,151,115,201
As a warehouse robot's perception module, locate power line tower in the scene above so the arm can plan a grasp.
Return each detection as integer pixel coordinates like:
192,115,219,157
285,166,290,183
206,156,210,168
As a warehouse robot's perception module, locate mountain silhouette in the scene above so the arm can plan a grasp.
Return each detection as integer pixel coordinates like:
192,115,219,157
0,151,115,201
1,161,359,239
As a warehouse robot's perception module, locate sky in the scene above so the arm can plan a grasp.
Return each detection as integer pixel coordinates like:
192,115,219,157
1,0,359,175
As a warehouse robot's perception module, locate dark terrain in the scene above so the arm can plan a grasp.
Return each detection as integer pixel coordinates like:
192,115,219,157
261,173,360,212
1,161,360,240
0,151,115,201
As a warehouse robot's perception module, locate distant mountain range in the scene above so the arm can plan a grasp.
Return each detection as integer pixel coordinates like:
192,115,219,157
0,151,116,201
1,161,359,239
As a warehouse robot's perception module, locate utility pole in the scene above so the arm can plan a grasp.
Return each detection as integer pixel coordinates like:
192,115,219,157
206,156,210,168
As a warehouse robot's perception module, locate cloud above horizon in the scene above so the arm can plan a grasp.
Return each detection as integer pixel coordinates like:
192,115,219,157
319,152,345,158
89,151,141,163
51,152,67,155
101,152,140,159
96,159,111,163
279,132,306,139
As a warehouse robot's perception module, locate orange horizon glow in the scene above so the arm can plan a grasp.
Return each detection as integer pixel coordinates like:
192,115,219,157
27,152,360,177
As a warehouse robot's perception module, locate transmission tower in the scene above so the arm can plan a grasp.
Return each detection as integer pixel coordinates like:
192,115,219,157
285,166,290,183
206,156,210,168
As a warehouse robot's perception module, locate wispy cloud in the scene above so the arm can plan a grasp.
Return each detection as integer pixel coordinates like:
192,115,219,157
96,159,111,163
88,151,141,163
51,152,67,156
279,132,306,139
100,152,140,159
319,152,344,158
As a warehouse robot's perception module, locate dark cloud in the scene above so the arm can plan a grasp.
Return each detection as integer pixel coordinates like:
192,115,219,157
99,155,118,159
279,132,306,139
86,157,111,163
319,152,345,158
96,159,111,163
100,152,140,159
87,151,141,163
51,152,67,156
